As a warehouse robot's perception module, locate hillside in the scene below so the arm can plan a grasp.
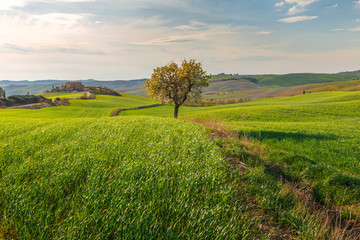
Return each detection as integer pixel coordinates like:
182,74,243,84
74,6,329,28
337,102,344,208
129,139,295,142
252,73,359,89
202,74,360,101
0,79,145,96
2,72,359,98
1,92,360,239
338,70,360,75
122,92,360,205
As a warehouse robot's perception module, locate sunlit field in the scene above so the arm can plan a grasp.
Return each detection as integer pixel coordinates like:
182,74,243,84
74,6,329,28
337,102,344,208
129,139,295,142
1,91,359,239
122,91,360,205
1,94,154,119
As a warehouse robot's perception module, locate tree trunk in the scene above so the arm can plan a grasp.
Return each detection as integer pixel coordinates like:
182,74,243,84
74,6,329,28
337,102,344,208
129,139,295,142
174,105,179,119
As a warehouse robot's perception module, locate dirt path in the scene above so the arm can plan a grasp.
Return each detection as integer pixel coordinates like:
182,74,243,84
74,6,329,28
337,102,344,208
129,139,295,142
111,104,163,116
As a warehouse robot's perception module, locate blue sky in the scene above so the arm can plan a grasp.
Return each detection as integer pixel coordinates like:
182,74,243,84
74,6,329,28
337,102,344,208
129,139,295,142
0,0,359,80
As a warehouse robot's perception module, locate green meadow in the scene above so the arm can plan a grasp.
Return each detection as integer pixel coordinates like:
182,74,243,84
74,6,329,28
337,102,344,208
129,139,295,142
1,94,154,119
1,91,359,239
122,92,360,205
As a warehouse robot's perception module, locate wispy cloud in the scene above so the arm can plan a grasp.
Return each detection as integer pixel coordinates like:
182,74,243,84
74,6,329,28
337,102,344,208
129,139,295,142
131,27,235,45
257,31,271,35
34,13,92,25
174,25,198,30
355,0,360,8
131,34,205,45
275,2,285,7
1,0,359,80
279,15,318,23
2,43,33,54
275,0,318,15
1,43,106,55
334,27,360,32
326,3,338,8
334,26,359,32
0,0,95,11
0,1,26,11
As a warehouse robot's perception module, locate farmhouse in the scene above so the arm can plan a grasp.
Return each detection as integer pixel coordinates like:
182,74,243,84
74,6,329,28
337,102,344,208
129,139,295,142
61,82,85,92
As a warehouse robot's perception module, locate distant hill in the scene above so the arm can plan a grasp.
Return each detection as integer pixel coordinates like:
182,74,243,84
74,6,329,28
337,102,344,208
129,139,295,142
200,73,360,101
252,73,360,89
1,72,360,99
338,70,360,75
0,79,146,96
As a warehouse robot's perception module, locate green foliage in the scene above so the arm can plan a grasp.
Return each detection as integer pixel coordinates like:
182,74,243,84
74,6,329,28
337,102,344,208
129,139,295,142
144,59,210,118
84,86,121,96
0,87,5,98
0,95,48,107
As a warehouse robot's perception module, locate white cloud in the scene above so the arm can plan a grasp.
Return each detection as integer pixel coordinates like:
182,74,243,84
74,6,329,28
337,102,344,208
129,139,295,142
327,3,338,8
275,2,285,7
131,35,202,45
174,25,198,30
0,0,95,11
0,1,26,11
285,0,317,6
355,0,360,7
275,0,318,15
131,27,235,45
288,6,305,15
279,15,318,23
349,27,360,31
257,31,271,35
0,11,283,79
34,13,92,25
332,26,360,32
0,12,96,54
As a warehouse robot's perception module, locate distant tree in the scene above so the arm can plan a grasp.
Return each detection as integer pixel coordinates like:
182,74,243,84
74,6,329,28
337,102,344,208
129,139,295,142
144,59,210,118
0,87,5,98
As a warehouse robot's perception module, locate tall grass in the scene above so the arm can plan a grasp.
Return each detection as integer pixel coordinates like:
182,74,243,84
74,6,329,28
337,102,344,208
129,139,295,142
1,91,359,239
121,92,360,206
0,117,257,239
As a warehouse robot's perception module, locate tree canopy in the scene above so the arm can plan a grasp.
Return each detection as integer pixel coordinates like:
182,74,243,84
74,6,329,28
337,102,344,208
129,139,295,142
144,59,210,118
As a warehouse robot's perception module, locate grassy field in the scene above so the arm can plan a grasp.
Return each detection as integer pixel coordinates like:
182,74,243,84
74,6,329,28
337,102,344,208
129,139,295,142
1,117,260,239
39,92,85,99
122,91,360,206
1,94,154,119
253,73,359,89
1,91,359,239
203,74,360,101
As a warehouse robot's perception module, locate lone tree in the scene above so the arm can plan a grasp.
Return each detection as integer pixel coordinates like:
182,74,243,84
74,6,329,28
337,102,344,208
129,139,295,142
144,59,210,118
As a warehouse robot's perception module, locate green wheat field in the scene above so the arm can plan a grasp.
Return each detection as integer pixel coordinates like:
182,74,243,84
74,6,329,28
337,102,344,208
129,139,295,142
1,91,359,239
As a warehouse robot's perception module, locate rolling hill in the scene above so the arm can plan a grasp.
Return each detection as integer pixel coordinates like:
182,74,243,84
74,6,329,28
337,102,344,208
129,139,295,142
0,79,145,96
1,92,360,239
2,72,359,98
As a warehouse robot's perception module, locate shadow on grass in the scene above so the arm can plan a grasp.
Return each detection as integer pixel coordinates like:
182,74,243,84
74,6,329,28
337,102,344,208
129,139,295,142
239,130,337,142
